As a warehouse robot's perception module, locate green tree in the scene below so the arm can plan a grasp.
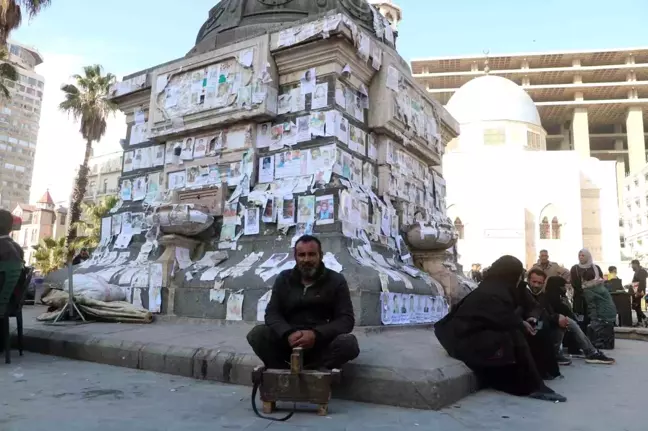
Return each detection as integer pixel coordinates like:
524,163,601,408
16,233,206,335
32,236,66,275
0,45,17,98
72,195,118,250
0,2,51,100
0,0,51,43
59,64,117,253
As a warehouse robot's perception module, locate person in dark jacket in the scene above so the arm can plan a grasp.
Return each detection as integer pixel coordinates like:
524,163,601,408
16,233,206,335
0,209,23,263
528,271,614,365
247,235,359,370
630,259,647,326
434,255,566,402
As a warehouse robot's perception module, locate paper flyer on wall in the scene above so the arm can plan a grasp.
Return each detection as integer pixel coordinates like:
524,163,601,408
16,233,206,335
100,217,112,243
300,68,316,94
315,195,335,224
295,116,311,142
167,170,186,190
278,197,295,226
261,197,276,223
386,66,399,91
291,87,306,112
297,195,315,223
258,155,274,183
244,208,260,235
226,293,244,321
132,177,147,201
114,233,133,249
260,253,289,268
309,112,326,137
256,290,272,322
175,247,192,270
311,82,328,110
180,137,194,160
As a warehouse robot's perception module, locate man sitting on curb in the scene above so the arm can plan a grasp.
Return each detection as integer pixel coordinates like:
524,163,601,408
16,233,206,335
527,269,614,365
247,235,359,370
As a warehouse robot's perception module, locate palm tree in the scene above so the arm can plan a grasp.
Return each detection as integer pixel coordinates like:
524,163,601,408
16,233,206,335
0,0,51,43
32,236,66,275
0,45,17,98
72,195,118,250
59,64,117,251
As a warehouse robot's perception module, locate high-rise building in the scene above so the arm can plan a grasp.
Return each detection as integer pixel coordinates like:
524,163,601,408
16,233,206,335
0,40,44,210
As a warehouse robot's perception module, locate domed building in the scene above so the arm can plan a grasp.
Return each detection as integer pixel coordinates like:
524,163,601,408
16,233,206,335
443,74,621,269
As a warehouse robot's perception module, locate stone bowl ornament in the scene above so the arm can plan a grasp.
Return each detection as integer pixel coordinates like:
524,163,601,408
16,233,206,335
147,204,214,237
403,215,457,251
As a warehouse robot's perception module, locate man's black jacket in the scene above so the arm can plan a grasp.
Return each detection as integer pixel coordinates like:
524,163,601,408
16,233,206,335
264,263,355,343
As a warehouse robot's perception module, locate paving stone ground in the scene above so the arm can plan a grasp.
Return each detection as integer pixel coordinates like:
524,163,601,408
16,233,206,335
1,341,645,431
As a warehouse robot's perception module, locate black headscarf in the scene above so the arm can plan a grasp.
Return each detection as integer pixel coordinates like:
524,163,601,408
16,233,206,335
484,255,525,290
544,276,574,319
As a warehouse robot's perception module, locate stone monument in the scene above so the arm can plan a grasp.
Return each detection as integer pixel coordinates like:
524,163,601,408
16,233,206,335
61,0,463,326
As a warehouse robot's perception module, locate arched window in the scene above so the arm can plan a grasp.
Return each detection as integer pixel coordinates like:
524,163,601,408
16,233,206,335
539,216,550,239
454,217,465,240
385,12,394,24
551,216,561,239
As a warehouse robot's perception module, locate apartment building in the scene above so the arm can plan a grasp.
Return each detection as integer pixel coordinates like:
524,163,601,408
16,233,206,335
83,151,123,204
0,40,44,210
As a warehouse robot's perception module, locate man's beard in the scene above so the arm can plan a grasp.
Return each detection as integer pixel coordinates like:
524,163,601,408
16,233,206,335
299,264,318,279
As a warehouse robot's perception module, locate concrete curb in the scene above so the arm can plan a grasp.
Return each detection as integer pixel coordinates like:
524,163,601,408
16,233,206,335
615,327,648,342
11,327,478,410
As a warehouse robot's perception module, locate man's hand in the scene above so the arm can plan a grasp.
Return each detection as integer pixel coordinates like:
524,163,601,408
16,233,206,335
523,321,537,336
293,330,317,349
288,331,303,347
558,314,569,329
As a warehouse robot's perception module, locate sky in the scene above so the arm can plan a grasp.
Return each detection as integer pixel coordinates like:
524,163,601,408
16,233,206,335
11,0,648,204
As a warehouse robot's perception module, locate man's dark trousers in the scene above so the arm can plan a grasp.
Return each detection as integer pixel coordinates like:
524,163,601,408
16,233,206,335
247,325,359,369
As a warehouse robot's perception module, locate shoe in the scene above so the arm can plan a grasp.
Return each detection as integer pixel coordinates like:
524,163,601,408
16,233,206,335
529,391,567,403
557,354,572,366
566,348,585,358
585,351,615,365
543,373,564,381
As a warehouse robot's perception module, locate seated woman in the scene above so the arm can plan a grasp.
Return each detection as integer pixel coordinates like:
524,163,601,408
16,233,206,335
435,255,567,402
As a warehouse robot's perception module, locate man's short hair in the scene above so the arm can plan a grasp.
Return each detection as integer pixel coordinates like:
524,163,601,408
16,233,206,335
527,267,547,280
608,266,617,273
539,249,548,254
0,209,13,235
294,235,322,253
631,259,640,266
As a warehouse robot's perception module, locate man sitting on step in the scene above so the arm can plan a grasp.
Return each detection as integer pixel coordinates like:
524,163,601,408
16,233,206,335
247,235,360,370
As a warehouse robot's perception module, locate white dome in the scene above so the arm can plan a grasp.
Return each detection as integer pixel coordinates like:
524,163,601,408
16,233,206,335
446,75,541,127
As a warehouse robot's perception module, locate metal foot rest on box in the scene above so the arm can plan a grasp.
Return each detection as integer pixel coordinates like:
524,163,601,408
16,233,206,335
250,347,341,421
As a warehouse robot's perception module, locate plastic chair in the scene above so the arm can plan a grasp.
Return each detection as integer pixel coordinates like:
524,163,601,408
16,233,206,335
9,267,33,356
0,261,25,364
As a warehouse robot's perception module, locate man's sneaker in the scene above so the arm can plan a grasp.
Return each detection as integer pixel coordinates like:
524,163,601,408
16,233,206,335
557,354,572,366
565,348,585,358
585,351,615,365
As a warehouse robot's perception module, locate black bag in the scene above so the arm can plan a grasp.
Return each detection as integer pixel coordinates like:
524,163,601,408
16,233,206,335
587,320,615,350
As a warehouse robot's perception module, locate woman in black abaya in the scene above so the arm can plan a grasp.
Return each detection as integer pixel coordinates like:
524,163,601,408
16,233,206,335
435,255,566,402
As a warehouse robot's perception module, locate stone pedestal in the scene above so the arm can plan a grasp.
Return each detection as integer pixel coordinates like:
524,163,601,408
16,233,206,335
157,234,202,316
88,1,460,326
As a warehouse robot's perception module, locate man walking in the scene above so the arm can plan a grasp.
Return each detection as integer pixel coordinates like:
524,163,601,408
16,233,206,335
631,259,647,326
531,250,570,281
247,235,359,370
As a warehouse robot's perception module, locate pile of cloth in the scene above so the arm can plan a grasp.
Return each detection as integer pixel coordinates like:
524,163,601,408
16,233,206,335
37,279,153,324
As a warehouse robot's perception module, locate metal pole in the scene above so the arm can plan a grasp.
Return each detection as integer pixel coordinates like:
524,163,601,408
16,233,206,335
67,262,74,319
